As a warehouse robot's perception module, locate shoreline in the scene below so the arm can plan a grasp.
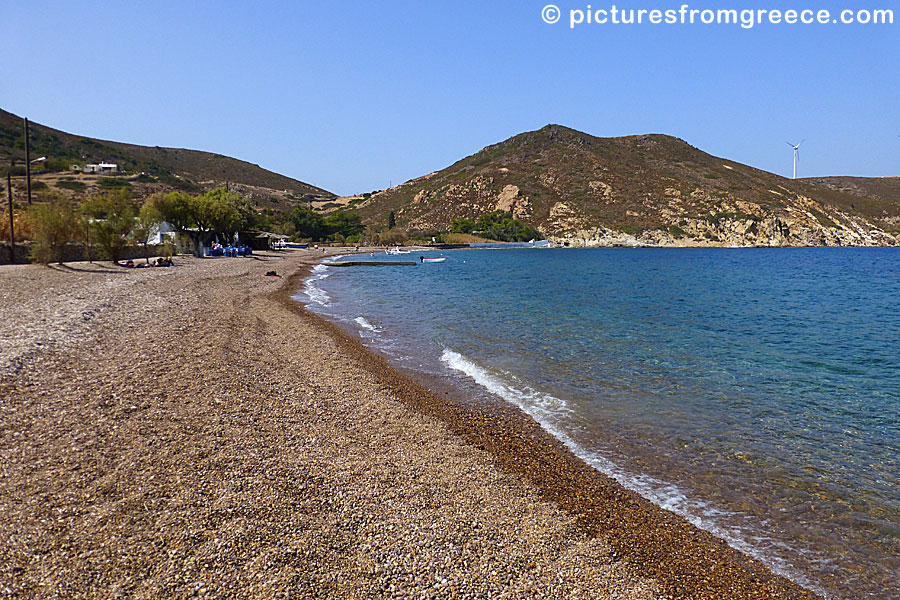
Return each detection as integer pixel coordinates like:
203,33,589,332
307,247,900,599
0,249,819,599
283,253,820,600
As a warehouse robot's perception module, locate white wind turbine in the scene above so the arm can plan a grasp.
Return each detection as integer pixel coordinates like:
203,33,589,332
787,139,805,179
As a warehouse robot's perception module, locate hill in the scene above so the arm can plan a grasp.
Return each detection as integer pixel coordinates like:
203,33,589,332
802,175,900,205
354,125,900,247
0,109,334,206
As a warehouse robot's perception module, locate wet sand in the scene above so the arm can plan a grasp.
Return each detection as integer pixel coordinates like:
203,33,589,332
0,250,819,599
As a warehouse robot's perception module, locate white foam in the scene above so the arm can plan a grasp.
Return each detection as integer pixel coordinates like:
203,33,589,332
440,349,572,419
301,264,333,306
354,317,379,332
439,347,825,597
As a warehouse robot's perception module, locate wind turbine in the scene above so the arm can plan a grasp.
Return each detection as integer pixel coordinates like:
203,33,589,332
787,140,804,179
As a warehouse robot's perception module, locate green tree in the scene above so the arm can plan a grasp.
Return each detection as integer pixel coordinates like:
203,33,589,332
323,211,364,240
81,190,138,261
290,208,326,240
450,217,476,234
230,192,260,230
144,191,193,232
388,211,396,229
144,188,248,256
474,210,540,242
132,201,165,264
191,188,244,251
25,191,83,264
275,220,296,238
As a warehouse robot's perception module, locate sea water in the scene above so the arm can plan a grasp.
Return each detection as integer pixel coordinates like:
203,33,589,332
301,248,900,599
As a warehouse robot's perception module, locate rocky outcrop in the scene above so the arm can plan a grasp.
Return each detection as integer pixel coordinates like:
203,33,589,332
549,206,898,248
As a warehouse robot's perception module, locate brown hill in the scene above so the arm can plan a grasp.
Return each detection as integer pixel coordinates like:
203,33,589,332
355,125,900,247
802,176,900,205
0,108,334,204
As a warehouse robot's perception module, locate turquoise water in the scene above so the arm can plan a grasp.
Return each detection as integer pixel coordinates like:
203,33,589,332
302,248,900,599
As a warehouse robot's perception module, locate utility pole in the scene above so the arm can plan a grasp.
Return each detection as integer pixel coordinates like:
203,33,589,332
85,218,92,263
24,117,32,204
6,173,14,264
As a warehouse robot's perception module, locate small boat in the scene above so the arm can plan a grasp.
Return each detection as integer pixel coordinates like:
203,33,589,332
420,256,447,263
386,247,411,255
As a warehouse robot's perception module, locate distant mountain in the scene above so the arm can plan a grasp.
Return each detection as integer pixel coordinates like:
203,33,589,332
355,125,899,247
0,108,334,202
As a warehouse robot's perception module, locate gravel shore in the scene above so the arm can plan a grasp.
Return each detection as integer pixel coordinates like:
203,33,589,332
0,251,818,599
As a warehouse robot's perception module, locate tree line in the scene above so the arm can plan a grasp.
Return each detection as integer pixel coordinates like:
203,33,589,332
450,210,541,242
14,188,366,264
7,188,544,265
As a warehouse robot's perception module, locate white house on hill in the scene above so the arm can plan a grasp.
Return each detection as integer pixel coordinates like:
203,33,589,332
74,163,119,174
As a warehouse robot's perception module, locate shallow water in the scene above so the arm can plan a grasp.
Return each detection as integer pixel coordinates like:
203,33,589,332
302,248,900,599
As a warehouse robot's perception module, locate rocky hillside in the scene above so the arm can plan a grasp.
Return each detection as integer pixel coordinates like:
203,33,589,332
0,108,334,204
354,125,900,247
803,176,900,205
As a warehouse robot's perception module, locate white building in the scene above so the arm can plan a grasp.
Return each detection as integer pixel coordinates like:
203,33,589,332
147,221,176,245
81,163,119,174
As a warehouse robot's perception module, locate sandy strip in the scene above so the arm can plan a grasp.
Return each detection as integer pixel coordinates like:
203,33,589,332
0,251,816,599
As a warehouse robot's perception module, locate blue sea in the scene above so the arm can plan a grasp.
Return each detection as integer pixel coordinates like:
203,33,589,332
301,248,900,600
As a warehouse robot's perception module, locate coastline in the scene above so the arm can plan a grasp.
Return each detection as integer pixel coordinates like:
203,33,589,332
0,250,818,599
285,254,822,600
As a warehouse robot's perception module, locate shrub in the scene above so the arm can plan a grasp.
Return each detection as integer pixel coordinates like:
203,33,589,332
159,240,176,258
157,173,200,192
378,228,407,246
26,191,83,263
97,177,132,190
42,158,70,172
809,208,838,229
0,166,26,177
56,180,87,192
0,210,32,243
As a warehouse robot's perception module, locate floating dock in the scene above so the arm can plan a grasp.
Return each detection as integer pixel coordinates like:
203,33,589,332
329,261,417,267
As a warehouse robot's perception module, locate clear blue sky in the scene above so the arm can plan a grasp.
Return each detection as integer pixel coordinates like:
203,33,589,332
3,1,898,195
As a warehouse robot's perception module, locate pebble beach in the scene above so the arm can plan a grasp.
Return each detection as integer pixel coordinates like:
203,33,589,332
0,250,820,599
